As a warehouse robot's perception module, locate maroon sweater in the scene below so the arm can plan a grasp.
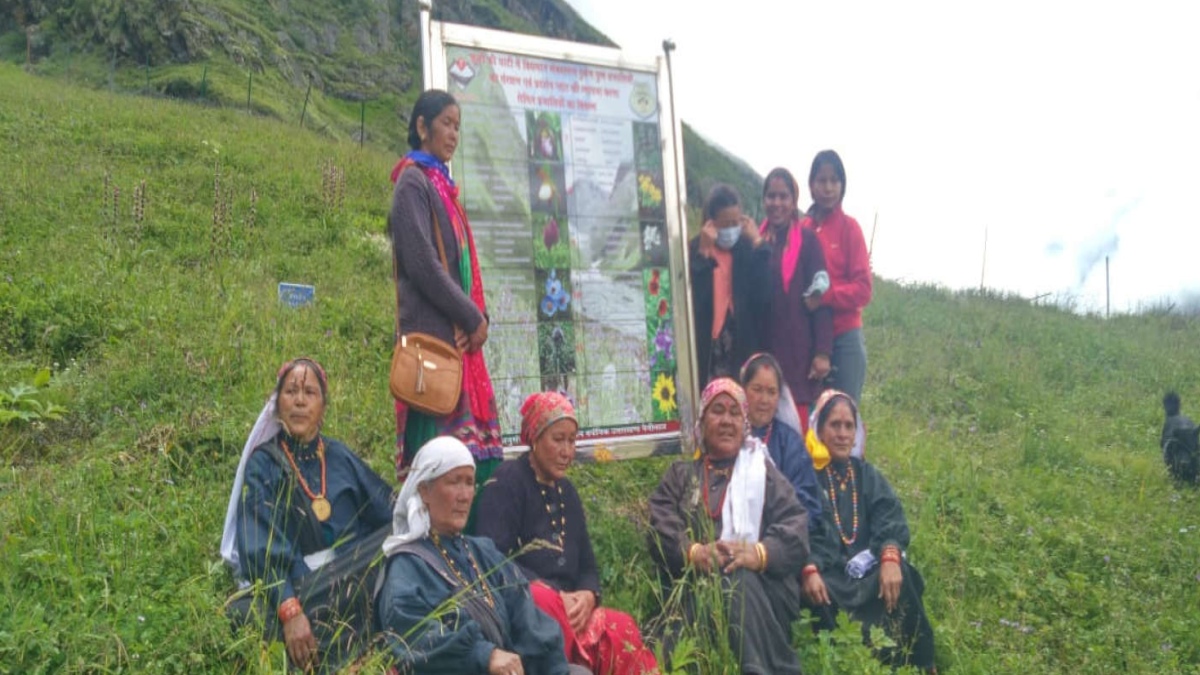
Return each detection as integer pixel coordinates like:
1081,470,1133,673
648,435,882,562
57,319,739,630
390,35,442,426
764,226,833,405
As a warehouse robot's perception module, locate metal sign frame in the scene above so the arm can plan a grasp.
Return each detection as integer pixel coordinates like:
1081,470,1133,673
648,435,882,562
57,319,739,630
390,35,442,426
419,8,697,460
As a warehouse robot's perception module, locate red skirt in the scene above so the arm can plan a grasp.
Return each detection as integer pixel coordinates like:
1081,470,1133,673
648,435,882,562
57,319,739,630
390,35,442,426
530,581,658,675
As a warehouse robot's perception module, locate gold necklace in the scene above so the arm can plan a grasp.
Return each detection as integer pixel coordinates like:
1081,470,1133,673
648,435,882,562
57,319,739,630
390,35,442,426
538,482,567,549
431,531,495,608
279,437,331,521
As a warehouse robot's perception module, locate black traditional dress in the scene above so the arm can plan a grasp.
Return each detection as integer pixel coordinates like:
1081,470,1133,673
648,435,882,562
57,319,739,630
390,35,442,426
476,456,658,674
234,432,392,671
375,533,571,674
809,457,936,670
648,456,809,675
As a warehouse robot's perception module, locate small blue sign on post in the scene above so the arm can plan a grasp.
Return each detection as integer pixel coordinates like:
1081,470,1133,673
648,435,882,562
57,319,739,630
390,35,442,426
278,283,315,308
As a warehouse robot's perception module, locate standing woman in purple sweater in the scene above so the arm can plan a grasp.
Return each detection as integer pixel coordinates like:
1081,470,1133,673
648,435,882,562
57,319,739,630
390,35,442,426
759,167,833,431
388,90,503,504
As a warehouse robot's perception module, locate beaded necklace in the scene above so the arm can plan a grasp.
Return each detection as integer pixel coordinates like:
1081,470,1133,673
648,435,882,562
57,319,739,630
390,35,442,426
431,531,495,608
279,437,330,522
537,481,568,549
824,463,859,546
702,459,731,520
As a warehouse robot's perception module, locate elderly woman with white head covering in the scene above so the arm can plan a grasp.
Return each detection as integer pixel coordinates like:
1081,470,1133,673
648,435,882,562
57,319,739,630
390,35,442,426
648,378,810,675
222,357,393,673
376,437,573,675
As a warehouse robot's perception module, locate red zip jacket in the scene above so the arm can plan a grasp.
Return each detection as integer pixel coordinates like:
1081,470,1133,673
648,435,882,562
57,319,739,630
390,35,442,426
804,205,872,336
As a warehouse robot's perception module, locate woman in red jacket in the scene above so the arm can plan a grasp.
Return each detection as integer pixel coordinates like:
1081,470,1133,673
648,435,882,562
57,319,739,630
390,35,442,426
802,150,872,405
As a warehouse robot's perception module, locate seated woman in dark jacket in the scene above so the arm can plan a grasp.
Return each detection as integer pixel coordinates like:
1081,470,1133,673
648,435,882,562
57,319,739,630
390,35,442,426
376,436,575,675
649,378,809,675
802,390,937,672
476,392,658,674
221,358,392,673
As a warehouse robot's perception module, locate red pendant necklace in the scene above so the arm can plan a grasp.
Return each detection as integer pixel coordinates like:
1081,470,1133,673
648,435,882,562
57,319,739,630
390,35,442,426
702,459,730,520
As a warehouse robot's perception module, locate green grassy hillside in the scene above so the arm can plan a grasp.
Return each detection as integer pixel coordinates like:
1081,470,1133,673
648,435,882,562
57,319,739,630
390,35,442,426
2,0,757,204
3,65,1200,673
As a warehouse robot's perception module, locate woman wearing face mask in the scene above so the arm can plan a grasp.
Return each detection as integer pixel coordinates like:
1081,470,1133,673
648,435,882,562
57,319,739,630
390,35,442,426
689,184,770,386
759,167,833,428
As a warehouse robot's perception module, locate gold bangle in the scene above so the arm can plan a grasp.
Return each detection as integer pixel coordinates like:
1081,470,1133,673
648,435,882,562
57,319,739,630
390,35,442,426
688,542,703,565
755,542,768,572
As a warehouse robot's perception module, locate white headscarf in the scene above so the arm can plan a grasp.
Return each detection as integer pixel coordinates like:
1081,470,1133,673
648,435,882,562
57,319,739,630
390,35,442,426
382,436,476,556
220,393,282,577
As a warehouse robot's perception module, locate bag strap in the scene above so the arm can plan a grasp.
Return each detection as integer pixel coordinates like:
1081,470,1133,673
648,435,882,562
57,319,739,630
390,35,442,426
260,440,326,556
377,540,508,647
392,167,454,341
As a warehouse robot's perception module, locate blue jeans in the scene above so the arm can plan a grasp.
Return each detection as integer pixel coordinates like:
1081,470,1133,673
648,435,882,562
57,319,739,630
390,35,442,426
831,328,867,404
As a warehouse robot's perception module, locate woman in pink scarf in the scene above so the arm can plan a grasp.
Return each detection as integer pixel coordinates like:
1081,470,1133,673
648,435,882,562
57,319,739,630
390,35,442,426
759,167,834,431
388,90,503,517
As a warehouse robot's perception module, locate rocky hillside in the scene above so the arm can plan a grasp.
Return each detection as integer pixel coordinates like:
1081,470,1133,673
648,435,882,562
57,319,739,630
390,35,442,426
3,0,759,199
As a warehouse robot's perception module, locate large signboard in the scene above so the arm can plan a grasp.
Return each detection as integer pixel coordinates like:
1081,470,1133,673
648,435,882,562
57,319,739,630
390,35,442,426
426,20,696,458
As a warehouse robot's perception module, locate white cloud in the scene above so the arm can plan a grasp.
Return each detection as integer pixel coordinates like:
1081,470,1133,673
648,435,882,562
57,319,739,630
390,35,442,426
566,0,1200,311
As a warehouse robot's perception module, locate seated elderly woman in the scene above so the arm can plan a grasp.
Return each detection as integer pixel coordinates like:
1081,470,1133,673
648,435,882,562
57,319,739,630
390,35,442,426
376,436,579,675
648,378,810,675
740,352,824,521
476,392,658,675
802,390,937,672
221,358,393,673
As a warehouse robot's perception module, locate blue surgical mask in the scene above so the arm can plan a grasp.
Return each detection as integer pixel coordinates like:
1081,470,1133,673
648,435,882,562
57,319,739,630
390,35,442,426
716,225,741,250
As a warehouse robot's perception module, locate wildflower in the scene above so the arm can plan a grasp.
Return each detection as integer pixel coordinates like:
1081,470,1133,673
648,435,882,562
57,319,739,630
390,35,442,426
647,269,661,296
657,299,668,318
654,324,673,360
642,224,661,252
545,270,562,297
652,373,677,416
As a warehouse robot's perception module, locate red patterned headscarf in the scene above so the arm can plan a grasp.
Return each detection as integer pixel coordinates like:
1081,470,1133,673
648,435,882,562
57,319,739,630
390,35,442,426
700,377,748,419
519,391,578,446
694,377,750,455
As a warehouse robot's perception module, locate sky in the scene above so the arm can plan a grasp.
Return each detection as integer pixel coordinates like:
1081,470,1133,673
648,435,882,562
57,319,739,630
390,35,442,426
564,0,1200,313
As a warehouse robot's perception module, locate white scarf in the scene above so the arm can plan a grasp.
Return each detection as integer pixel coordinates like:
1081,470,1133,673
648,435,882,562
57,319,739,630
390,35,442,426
382,437,476,556
719,436,768,543
220,393,282,578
